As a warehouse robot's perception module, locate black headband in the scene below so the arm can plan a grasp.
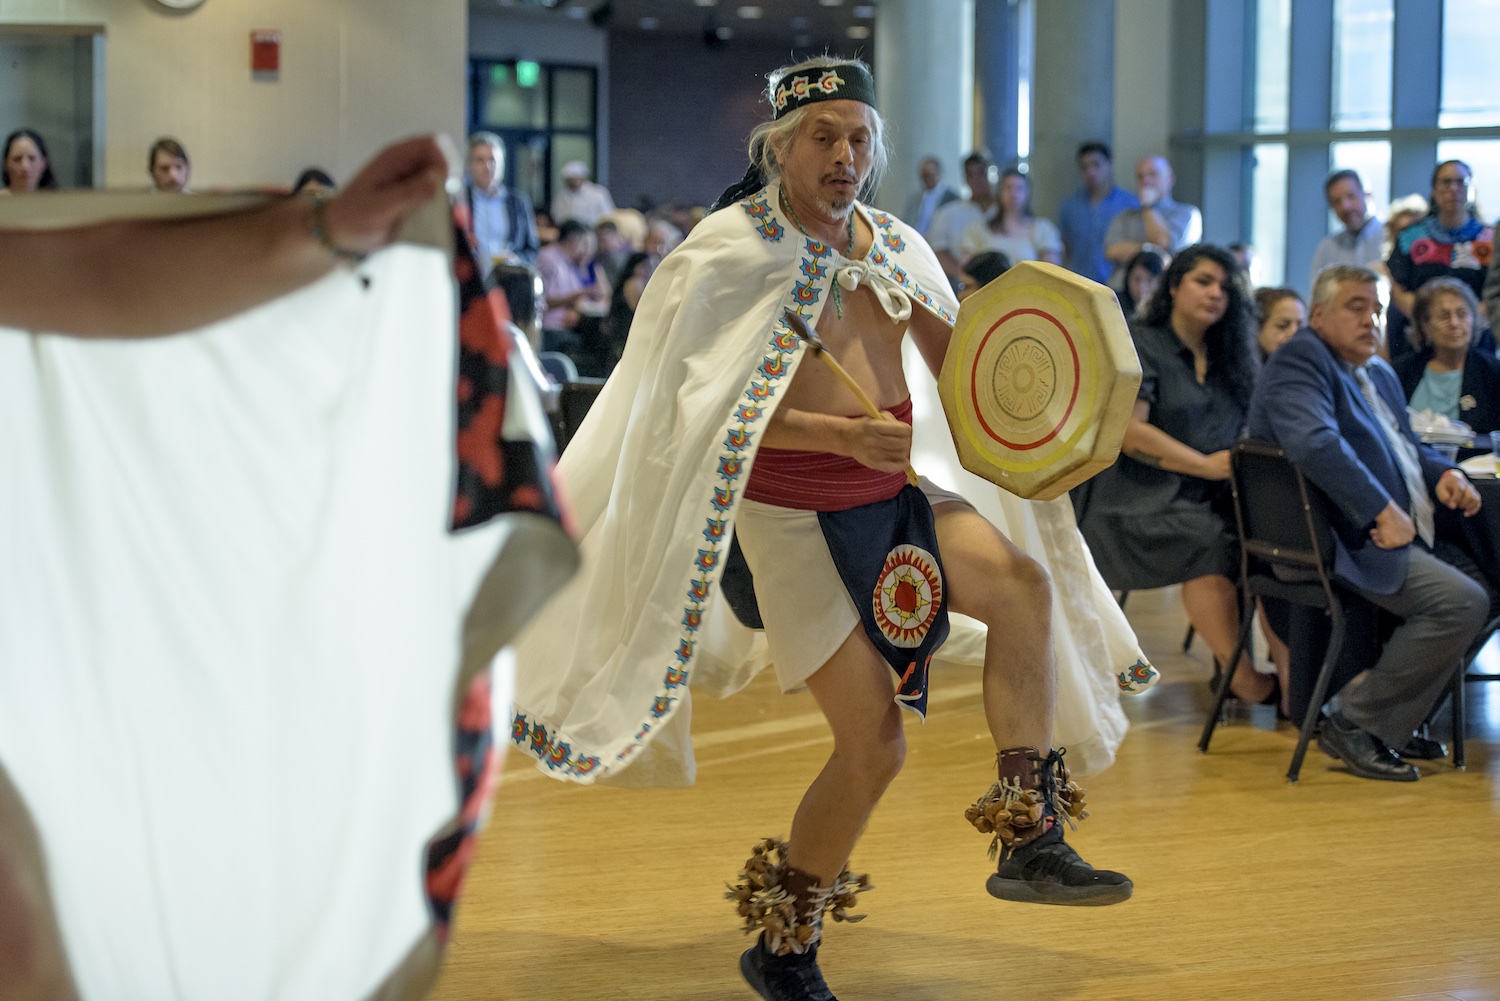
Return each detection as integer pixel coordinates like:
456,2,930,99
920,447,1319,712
771,63,876,119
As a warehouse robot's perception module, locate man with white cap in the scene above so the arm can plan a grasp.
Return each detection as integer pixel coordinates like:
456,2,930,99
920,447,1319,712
550,159,615,228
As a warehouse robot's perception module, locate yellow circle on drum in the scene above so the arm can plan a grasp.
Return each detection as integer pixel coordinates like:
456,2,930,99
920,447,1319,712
938,261,1140,500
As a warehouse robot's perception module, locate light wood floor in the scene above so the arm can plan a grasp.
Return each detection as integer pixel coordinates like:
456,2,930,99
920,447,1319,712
431,586,1500,1001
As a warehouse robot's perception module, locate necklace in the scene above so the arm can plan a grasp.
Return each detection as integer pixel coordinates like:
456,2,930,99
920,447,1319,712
780,186,857,317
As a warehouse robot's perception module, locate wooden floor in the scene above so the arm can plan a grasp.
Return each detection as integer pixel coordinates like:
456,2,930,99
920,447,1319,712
432,586,1500,1001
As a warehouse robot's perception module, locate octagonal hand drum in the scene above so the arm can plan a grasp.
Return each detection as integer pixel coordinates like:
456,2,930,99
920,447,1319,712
937,261,1141,500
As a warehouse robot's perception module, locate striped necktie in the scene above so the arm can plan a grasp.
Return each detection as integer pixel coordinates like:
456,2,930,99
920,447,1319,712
1354,366,1434,547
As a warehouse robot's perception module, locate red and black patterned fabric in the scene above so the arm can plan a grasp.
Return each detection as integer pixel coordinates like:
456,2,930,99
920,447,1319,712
449,214,566,532
424,214,572,940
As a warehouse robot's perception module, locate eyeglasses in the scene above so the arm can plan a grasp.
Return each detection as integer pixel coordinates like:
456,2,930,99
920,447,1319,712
1434,176,1471,188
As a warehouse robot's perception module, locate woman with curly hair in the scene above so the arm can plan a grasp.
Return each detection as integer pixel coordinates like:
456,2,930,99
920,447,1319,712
1078,244,1275,704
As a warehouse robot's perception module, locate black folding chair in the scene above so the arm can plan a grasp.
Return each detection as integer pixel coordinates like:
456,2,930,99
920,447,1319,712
1197,441,1350,783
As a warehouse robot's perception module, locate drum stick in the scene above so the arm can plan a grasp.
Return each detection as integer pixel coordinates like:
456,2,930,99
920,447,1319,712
783,310,919,487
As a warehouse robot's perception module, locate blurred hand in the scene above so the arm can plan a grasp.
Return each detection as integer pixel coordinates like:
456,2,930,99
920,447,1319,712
323,136,449,255
842,413,912,473
1196,449,1232,481
1437,470,1482,516
1371,501,1416,549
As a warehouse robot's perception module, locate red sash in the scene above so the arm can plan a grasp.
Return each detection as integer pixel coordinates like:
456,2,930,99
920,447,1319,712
744,398,913,511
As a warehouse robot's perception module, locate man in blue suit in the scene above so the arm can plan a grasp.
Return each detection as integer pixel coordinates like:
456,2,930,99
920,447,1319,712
1247,264,1488,782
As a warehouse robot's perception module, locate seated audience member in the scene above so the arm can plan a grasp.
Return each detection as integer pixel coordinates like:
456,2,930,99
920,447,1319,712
536,219,609,369
606,250,654,362
905,155,959,237
644,218,683,263
1057,141,1139,284
1103,156,1202,289
293,168,336,194
2,128,57,194
1254,287,1306,359
1486,217,1500,337
534,210,560,247
1387,160,1495,360
1118,249,1166,319
1248,264,1488,782
551,160,615,228
148,137,191,193
603,208,648,253
958,168,1061,265
1395,277,1500,438
1309,169,1384,291
1078,245,1274,704
955,250,1012,301
594,217,631,288
928,151,995,280
1228,243,1259,286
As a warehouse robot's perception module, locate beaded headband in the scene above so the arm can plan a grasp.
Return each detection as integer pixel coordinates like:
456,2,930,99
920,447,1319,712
770,63,877,119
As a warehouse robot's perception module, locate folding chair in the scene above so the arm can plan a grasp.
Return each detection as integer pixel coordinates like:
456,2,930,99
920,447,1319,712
1197,441,1351,783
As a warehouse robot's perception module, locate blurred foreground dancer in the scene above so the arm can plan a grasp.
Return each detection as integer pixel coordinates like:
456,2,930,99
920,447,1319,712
0,136,575,1000
510,58,1139,1001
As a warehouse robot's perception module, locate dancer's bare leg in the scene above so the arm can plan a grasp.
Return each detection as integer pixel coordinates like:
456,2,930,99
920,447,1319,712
785,626,905,887
0,761,79,1001
931,502,1053,751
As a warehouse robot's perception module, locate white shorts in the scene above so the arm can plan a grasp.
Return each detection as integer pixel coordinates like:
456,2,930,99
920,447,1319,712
733,476,970,692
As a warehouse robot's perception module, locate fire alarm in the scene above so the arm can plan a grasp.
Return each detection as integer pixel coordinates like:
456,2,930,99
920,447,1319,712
251,30,281,73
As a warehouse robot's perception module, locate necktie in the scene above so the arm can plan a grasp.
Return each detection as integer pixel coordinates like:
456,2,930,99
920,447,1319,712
1354,366,1434,546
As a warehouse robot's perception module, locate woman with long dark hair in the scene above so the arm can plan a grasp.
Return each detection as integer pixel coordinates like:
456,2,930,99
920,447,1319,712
2,129,57,194
1078,244,1276,704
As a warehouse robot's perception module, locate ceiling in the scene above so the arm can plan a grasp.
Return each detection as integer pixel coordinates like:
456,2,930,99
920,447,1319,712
472,0,879,49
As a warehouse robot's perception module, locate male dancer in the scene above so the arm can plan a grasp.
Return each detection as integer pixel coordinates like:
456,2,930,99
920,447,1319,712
510,59,1131,1001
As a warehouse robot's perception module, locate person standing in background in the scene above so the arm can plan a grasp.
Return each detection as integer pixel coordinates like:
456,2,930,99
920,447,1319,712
1057,142,1139,285
904,155,959,237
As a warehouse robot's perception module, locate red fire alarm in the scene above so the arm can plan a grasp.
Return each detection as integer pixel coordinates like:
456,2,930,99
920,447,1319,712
251,30,281,73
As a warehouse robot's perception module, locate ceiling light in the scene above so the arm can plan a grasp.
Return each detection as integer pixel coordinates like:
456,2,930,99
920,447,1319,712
853,4,875,17
565,4,589,18
716,24,734,38
818,0,843,5
639,15,658,28
738,5,762,17
846,24,871,38
693,0,717,5
790,15,808,28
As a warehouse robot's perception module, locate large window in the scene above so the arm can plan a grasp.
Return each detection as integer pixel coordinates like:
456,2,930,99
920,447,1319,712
1440,0,1500,128
1252,0,1290,134
1197,0,1500,292
468,60,599,213
1331,0,1393,132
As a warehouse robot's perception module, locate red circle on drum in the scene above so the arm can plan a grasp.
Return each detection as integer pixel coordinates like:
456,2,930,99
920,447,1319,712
968,307,1081,451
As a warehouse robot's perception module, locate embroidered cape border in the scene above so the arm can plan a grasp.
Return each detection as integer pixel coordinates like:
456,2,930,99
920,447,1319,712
509,190,953,779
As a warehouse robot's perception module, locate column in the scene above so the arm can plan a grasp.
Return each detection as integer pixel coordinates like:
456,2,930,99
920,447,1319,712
1031,0,1116,223
873,0,975,216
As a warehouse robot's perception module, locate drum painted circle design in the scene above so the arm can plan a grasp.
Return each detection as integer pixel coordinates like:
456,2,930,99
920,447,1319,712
991,335,1056,422
969,307,1080,451
872,544,943,648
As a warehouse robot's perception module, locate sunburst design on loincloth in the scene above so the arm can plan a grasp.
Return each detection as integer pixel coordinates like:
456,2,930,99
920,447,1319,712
872,544,943,648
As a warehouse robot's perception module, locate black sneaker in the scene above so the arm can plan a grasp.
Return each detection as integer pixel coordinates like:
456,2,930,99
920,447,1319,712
986,826,1133,906
739,937,837,1001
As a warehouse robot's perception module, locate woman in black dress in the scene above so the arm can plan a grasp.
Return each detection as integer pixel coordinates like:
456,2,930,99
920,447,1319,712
1079,244,1274,703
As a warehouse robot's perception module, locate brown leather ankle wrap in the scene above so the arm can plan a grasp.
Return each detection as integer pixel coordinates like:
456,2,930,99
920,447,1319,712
725,839,871,956
965,747,1090,858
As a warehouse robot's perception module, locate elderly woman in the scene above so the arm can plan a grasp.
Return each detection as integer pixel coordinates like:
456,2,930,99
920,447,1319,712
1078,245,1275,703
1395,276,1500,440
1388,160,1495,359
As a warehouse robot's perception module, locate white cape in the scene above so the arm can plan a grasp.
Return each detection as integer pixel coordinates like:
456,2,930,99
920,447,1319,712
511,190,1144,785
0,231,574,1000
